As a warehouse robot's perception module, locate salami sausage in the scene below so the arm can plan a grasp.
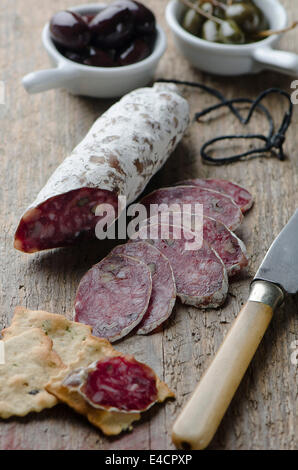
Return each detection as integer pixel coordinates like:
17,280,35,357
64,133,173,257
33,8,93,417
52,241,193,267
136,224,228,308
63,356,159,413
202,216,247,276
112,241,176,334
140,214,248,277
74,254,152,342
140,186,243,231
177,179,253,213
14,84,189,253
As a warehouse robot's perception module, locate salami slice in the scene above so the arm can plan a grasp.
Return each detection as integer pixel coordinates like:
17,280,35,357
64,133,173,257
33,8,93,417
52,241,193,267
14,83,189,253
140,214,248,277
136,224,228,308
140,186,243,231
203,216,247,276
112,242,176,334
74,254,152,342
63,356,159,413
177,179,253,213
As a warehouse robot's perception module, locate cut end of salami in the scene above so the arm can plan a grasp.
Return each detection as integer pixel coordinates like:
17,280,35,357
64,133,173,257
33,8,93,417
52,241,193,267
74,254,152,342
14,84,189,254
14,188,118,253
136,224,228,308
112,242,176,335
140,186,243,232
177,179,253,213
64,356,159,413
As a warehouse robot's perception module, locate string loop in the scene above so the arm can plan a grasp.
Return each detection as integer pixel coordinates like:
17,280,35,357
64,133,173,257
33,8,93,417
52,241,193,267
156,79,293,165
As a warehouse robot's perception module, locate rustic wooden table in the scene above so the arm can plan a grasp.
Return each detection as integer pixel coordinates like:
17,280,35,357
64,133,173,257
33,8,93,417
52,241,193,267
0,0,297,450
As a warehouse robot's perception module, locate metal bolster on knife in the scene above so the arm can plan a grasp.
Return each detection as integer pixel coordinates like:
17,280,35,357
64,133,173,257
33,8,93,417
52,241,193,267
249,280,284,310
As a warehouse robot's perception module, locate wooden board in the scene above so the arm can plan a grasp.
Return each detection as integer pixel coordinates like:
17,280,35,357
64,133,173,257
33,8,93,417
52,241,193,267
0,0,297,450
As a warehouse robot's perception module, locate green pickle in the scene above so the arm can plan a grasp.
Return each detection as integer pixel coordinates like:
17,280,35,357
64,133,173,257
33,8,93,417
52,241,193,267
225,2,269,35
182,8,203,36
219,19,245,44
181,0,269,45
182,1,213,36
201,19,220,42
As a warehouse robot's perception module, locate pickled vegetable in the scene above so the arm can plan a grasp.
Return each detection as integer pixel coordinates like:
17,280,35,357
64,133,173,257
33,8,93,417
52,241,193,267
201,20,220,42
180,0,269,45
225,2,268,34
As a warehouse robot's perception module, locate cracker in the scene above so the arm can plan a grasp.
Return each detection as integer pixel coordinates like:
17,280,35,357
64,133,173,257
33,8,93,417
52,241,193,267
46,335,174,435
0,329,64,419
2,307,92,366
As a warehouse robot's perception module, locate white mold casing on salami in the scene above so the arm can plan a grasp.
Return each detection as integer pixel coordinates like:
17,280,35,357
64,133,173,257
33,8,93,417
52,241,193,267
14,83,190,253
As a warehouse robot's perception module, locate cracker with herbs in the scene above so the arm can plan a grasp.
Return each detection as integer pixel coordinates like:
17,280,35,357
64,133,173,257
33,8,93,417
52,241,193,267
1,307,92,366
0,328,63,418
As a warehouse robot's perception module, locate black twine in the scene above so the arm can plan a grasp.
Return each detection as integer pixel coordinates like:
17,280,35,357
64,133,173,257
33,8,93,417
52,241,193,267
156,79,293,165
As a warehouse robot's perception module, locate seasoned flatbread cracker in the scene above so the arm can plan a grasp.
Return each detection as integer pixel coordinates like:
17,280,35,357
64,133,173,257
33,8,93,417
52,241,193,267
1,307,92,366
0,329,64,419
46,335,174,435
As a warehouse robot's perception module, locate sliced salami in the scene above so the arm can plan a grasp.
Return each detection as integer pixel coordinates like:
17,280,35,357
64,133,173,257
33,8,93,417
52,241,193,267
177,179,253,213
140,214,248,277
112,242,176,334
202,216,248,276
15,83,189,253
140,186,243,231
74,254,152,342
136,224,228,308
63,356,159,413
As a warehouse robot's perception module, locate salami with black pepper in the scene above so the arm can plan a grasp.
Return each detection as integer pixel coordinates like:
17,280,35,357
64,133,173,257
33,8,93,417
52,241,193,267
177,179,253,213
140,186,243,231
74,254,152,342
112,241,176,334
136,224,228,308
14,83,189,253
63,356,159,413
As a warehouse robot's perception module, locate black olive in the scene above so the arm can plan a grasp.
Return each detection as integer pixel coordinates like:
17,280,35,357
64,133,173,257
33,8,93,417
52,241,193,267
50,10,91,50
118,38,151,66
114,1,156,34
83,47,116,67
61,48,88,64
89,5,134,49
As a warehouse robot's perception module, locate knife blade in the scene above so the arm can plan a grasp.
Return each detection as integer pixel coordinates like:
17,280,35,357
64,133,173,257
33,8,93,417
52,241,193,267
254,209,298,294
172,210,298,450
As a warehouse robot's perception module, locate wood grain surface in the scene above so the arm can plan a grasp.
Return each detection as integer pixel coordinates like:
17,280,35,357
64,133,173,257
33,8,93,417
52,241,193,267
0,0,297,450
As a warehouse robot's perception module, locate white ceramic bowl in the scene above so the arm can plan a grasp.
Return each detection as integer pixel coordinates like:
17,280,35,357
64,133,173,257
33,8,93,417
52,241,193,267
22,3,167,98
166,0,298,76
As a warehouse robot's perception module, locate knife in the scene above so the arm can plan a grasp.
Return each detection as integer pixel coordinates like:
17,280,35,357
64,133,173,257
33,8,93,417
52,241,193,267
172,209,298,450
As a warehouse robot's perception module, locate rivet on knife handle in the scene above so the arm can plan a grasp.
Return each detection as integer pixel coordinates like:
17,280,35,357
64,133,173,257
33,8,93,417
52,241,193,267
172,281,284,450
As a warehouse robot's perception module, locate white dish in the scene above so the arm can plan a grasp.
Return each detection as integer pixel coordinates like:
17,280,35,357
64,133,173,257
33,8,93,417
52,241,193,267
166,0,298,76
22,3,167,98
